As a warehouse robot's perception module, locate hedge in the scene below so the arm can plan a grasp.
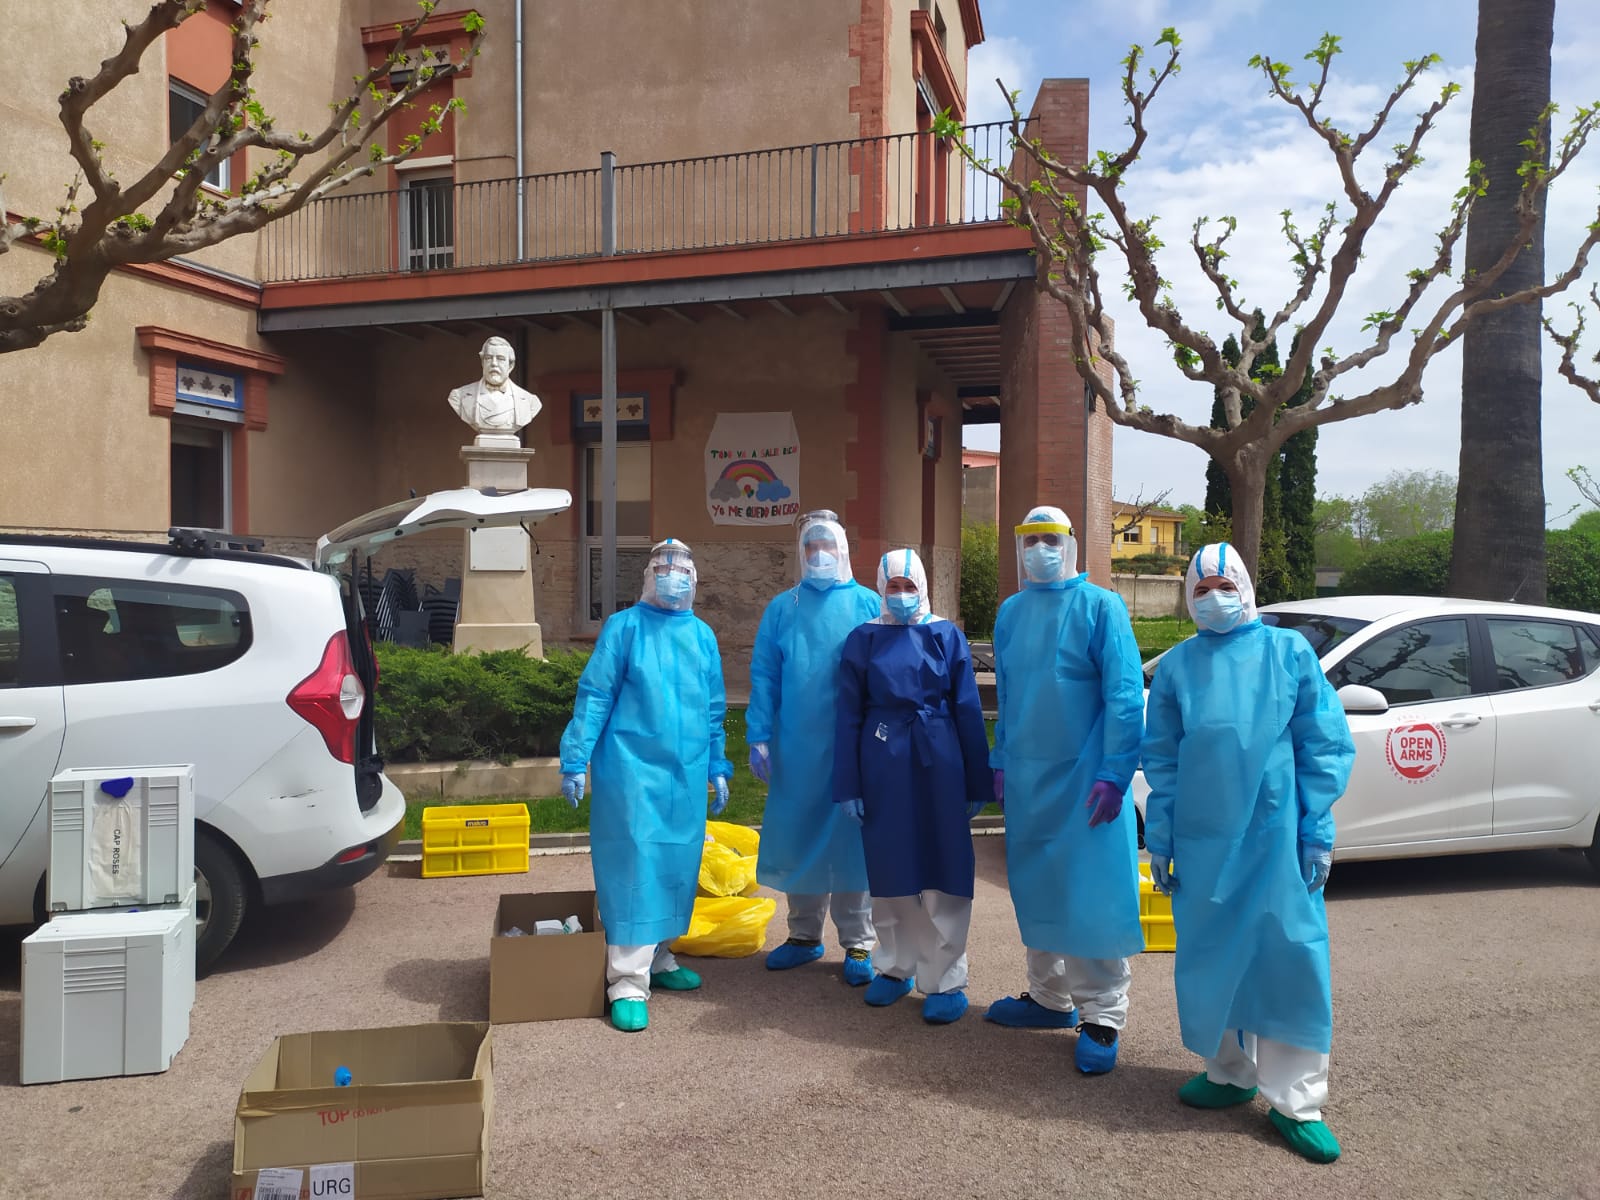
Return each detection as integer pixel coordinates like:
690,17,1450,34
373,643,590,763
1339,529,1600,612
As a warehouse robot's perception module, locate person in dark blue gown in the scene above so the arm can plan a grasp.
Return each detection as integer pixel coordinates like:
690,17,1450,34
833,547,991,1024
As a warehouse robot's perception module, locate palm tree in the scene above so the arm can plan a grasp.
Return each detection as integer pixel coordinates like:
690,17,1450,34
1450,0,1554,603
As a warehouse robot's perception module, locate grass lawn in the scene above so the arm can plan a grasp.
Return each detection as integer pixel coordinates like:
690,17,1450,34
402,704,999,836
1133,616,1194,660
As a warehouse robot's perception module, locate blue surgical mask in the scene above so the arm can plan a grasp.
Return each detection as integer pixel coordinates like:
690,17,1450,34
1024,544,1063,581
886,592,921,622
654,572,691,607
803,550,838,590
1193,590,1245,633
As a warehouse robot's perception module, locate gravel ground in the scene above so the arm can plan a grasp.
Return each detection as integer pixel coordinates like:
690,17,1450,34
2,837,1598,1200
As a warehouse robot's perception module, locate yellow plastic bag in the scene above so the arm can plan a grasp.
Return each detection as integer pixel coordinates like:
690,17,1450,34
670,896,778,958
705,820,760,858
698,840,755,897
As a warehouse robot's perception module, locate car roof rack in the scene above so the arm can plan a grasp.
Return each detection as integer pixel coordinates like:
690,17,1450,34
167,527,267,557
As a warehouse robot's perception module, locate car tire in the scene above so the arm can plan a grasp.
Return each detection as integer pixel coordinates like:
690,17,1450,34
194,829,248,973
1587,822,1600,878
1136,807,1146,851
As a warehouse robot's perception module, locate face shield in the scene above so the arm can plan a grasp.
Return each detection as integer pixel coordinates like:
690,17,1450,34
796,508,852,589
1015,506,1078,586
1185,541,1258,633
641,537,698,612
876,547,930,625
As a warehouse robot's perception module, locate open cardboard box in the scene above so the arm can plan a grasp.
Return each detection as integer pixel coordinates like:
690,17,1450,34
231,1021,492,1200
490,890,606,1024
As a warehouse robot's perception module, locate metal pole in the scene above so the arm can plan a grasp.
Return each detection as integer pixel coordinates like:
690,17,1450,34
809,143,818,237
601,303,618,620
514,0,525,260
601,150,617,256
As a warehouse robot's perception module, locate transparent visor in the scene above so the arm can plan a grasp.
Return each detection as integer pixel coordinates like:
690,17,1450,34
1015,520,1074,584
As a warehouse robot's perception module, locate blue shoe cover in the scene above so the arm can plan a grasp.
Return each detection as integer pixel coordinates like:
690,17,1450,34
864,974,914,1007
922,990,969,1024
984,994,1078,1029
842,951,876,987
650,966,701,991
766,941,825,971
609,999,648,1032
1075,1026,1120,1074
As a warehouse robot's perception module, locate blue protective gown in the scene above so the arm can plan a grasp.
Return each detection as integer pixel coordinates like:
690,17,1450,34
1142,622,1355,1055
559,603,733,946
833,619,990,899
990,575,1146,960
746,581,882,895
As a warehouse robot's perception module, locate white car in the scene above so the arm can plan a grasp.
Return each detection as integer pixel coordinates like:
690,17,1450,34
0,486,569,968
1133,596,1600,871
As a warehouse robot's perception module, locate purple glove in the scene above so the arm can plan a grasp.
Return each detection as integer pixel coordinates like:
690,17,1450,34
1085,780,1123,828
749,743,771,783
992,768,1005,810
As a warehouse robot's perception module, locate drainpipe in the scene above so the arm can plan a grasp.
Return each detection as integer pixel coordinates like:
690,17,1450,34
515,0,525,260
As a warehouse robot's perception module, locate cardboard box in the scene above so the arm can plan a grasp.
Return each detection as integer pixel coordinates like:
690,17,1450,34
489,890,606,1024
231,1022,492,1200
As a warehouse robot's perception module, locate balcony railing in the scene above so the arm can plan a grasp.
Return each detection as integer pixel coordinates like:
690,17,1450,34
260,120,1027,284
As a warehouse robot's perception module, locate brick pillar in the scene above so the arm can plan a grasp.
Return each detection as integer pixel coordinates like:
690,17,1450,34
997,78,1115,589
845,307,888,575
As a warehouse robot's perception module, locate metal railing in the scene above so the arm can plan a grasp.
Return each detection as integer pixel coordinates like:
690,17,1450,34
260,119,1027,283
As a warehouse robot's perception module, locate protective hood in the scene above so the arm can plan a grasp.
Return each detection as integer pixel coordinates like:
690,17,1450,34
796,508,853,588
872,547,933,625
1185,541,1259,627
641,537,698,612
314,486,572,571
1014,504,1079,587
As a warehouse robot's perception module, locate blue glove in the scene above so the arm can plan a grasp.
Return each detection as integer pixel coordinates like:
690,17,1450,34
561,772,585,808
840,797,864,825
710,775,730,816
1302,846,1333,893
1148,854,1176,894
966,800,986,820
748,743,771,783
1085,780,1123,828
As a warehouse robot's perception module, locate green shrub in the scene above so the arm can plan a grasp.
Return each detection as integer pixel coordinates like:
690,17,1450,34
960,517,999,639
373,643,590,763
1116,551,1188,576
1338,531,1454,596
1547,529,1600,613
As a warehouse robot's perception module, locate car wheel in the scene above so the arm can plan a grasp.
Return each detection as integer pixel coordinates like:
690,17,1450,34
194,829,248,973
1587,822,1600,877
1136,807,1146,851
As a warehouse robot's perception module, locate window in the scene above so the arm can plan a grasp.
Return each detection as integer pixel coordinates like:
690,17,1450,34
168,80,228,191
1121,527,1142,544
401,174,455,271
171,420,230,529
1260,612,1370,658
0,577,19,688
1583,625,1600,673
1487,618,1588,691
53,578,250,685
1329,619,1472,705
581,443,652,624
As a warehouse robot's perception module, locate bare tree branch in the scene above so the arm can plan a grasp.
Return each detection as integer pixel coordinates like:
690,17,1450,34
1543,285,1600,404
1111,487,1176,537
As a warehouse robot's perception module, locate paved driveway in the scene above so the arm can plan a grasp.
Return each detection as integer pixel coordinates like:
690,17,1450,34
2,838,1598,1200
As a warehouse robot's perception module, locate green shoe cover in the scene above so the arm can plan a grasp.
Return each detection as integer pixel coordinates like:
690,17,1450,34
1178,1071,1259,1109
650,966,702,991
1268,1109,1341,1163
610,999,648,1032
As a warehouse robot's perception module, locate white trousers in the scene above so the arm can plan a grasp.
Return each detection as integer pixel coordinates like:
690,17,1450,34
1204,1031,1329,1122
606,942,680,1003
1024,947,1132,1030
872,890,971,994
786,891,876,950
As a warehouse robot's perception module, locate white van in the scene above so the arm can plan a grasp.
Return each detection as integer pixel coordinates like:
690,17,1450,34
0,487,569,968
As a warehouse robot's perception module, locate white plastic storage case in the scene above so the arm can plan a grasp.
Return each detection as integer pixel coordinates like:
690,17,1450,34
48,765,194,913
21,885,196,1085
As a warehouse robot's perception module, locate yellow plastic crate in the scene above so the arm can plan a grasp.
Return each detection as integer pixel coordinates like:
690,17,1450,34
421,803,531,878
1138,861,1176,953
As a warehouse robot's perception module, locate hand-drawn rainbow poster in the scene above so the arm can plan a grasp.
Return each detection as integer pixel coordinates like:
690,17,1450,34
705,412,801,525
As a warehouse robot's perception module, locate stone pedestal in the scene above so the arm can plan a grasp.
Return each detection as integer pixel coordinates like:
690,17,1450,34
454,443,543,657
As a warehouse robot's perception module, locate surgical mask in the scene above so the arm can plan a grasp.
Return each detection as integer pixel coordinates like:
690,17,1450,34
1193,590,1244,633
885,593,921,622
1024,544,1063,581
654,573,691,607
803,550,838,589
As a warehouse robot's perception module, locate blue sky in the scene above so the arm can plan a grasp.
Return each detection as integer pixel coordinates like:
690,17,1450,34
961,0,1600,521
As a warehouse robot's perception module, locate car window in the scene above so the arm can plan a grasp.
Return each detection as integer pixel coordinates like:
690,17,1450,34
1259,612,1370,657
1580,625,1600,673
53,576,251,685
0,576,18,687
1487,618,1587,691
1328,618,1472,704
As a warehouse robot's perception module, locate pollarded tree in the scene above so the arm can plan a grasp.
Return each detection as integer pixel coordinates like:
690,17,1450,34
0,0,486,355
940,29,1600,578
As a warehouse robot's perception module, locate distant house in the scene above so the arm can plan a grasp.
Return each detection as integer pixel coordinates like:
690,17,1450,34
1110,501,1186,563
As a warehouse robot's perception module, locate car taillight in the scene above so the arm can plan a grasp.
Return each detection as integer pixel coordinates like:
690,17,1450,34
287,633,365,764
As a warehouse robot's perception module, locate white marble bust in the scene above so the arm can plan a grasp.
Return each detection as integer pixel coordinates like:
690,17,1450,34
447,336,542,446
